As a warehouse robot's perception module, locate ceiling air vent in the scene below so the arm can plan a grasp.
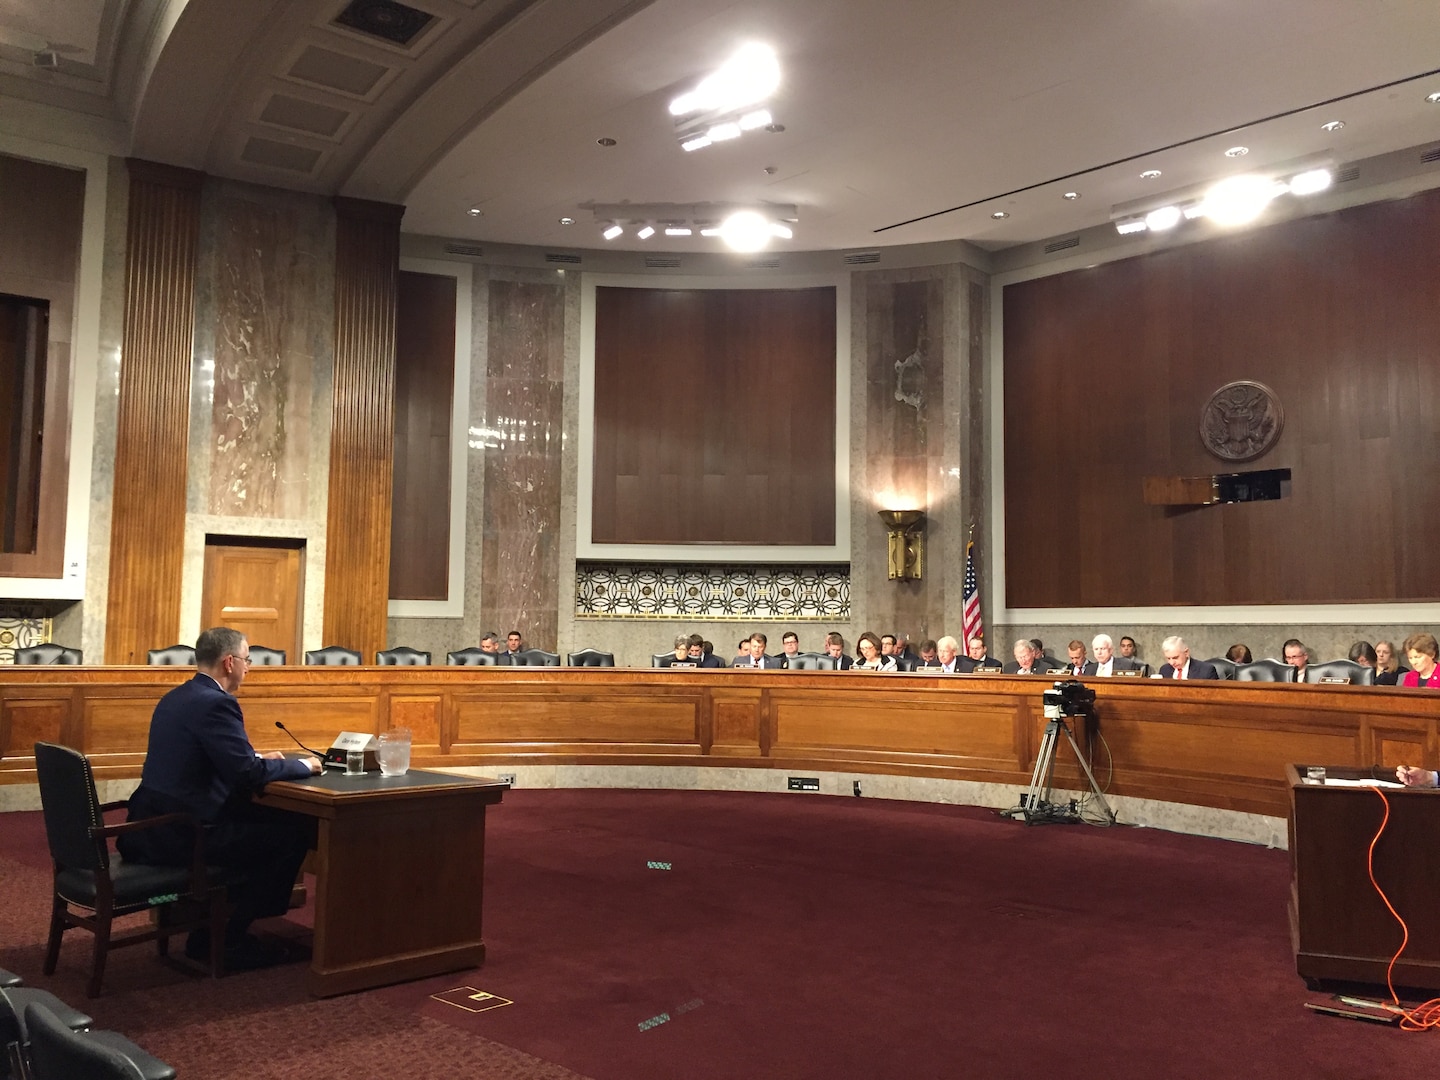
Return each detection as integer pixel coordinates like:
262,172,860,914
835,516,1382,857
544,252,582,265
334,0,435,47
1335,165,1360,182
644,256,681,269
443,242,484,258
1043,236,1081,254
842,250,881,265
745,258,780,270
1420,146,1440,166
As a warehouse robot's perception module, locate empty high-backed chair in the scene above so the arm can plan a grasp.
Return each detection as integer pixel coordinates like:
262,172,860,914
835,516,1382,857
567,649,615,667
145,645,195,666
514,649,561,667
1304,660,1374,686
304,646,361,665
0,986,93,1078
1205,658,1238,680
25,999,178,1080
1235,659,1295,682
15,645,83,665
446,648,498,666
784,653,836,671
652,653,677,667
376,647,431,665
247,646,286,666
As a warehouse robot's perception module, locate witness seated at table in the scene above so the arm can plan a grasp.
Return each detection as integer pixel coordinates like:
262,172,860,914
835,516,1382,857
1375,640,1408,685
1226,644,1253,664
854,633,896,671
1400,633,1440,689
1158,636,1220,680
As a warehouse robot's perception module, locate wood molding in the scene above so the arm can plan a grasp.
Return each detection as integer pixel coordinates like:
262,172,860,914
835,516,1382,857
323,198,403,658
104,160,203,663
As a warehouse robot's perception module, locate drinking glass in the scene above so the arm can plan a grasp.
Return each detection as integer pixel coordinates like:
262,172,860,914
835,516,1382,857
345,749,365,775
378,727,412,776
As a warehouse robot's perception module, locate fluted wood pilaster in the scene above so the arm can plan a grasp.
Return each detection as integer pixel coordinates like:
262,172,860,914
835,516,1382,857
104,160,204,664
323,198,404,659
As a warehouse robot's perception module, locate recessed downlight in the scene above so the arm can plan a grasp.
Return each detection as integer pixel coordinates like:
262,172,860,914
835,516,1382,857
1427,91,1440,104
1224,146,1249,158
466,206,482,216
558,217,575,226
1320,120,1345,132
1140,169,1162,180
1062,192,1080,200
991,211,1009,219
597,137,617,147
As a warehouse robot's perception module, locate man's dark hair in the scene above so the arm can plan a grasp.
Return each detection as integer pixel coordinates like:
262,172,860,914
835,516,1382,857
751,632,767,647
507,630,522,639
196,626,245,667
480,632,498,645
1120,636,1136,646
702,641,714,655
687,633,704,648
1031,638,1044,652
782,631,798,644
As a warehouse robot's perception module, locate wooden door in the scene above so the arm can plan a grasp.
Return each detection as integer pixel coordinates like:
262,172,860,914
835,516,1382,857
201,541,303,662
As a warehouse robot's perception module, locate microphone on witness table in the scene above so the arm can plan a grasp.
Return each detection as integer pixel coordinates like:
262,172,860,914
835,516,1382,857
274,721,331,763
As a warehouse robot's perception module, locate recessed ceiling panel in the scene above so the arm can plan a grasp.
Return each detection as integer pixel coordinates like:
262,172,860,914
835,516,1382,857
240,135,324,173
259,93,352,138
287,44,390,97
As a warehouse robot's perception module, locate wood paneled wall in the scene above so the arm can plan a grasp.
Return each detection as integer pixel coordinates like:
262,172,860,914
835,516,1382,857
1003,186,1440,607
324,198,404,657
390,270,456,600
591,286,837,545
105,160,204,663
0,155,86,580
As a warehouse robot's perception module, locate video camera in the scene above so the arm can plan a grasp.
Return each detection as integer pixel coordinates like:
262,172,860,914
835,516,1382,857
1043,680,1095,719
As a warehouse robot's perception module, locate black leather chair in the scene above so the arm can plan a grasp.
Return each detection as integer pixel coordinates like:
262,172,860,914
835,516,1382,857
783,653,836,671
376,647,431,666
651,653,679,667
1235,659,1296,682
1304,659,1374,685
248,646,286,666
304,646,361,666
15,645,83,665
33,742,229,997
1,986,92,1080
145,645,194,666
25,1000,177,1080
892,655,918,672
567,649,615,666
446,648,498,666
0,969,20,988
1204,658,1238,680
514,649,561,667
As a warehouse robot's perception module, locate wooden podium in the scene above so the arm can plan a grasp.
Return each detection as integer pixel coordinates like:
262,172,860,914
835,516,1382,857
1287,764,1440,990
258,769,508,997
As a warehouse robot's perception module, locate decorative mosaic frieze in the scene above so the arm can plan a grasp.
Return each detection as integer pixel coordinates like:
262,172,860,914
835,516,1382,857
0,605,51,663
576,564,850,620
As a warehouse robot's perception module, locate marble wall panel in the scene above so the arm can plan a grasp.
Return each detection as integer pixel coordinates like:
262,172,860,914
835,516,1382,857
479,277,565,650
192,184,331,520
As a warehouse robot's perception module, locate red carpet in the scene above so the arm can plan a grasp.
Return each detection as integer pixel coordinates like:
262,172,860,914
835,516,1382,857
0,789,1423,1078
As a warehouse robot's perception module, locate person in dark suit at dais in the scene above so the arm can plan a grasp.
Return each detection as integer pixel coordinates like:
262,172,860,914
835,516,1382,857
1157,635,1220,680
118,627,321,970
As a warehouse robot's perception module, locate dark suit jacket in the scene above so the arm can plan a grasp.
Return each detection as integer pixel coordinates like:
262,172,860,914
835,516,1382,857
698,654,726,668
1158,658,1220,680
832,654,853,671
955,655,997,673
734,654,785,669
1002,661,1046,675
1073,661,1098,676
126,673,311,825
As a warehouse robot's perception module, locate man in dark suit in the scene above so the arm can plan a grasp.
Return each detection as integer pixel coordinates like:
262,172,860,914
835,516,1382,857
500,630,525,664
1090,634,1143,676
777,631,803,669
824,632,854,670
691,636,726,668
1158,635,1220,680
734,633,784,669
118,627,321,969
1066,640,1095,676
1004,639,1046,675
955,635,1000,673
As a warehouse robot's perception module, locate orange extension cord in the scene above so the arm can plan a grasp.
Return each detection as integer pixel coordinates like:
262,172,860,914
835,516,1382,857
1367,786,1440,1030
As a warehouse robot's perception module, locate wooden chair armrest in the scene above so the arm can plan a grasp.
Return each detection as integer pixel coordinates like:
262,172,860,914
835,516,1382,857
98,799,130,813
94,812,195,838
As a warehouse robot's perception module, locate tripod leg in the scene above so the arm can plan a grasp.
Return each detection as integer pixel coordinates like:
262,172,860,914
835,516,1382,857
1061,726,1115,823
1023,720,1061,820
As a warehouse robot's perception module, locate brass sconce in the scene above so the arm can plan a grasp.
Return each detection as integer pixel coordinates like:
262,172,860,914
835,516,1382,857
878,510,925,581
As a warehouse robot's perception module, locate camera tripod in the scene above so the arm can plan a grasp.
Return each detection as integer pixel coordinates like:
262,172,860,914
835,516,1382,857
1006,711,1116,826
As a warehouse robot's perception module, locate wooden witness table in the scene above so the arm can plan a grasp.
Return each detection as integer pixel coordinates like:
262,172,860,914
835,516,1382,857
1287,764,1440,991
255,768,508,997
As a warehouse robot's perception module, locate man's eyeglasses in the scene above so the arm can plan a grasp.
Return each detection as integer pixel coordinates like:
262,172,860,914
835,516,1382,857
230,653,253,667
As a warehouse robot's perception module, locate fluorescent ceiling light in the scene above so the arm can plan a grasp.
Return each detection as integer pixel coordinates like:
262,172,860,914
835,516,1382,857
1199,175,1286,227
1288,168,1332,196
769,223,793,239
636,226,654,239
602,224,623,240
719,210,772,252
700,228,722,237
1145,206,1182,231
738,109,772,131
1115,219,1148,235
664,227,692,236
669,43,781,117
708,122,742,142
681,135,711,152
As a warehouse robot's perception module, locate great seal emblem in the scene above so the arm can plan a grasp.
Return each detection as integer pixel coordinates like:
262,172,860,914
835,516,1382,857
1200,381,1283,463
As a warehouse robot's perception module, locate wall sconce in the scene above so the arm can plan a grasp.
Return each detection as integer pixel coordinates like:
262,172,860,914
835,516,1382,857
878,510,925,581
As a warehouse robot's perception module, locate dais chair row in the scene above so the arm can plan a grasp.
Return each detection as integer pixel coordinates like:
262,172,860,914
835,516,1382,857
1203,657,1375,684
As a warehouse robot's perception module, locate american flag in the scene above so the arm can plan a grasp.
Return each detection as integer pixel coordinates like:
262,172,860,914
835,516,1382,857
960,540,984,646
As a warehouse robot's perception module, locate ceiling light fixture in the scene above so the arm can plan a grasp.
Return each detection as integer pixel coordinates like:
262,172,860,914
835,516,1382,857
1145,206,1182,231
1320,120,1345,132
708,122,742,142
597,137,617,147
467,206,482,216
1287,168,1332,196
664,227,693,236
738,109,772,131
585,202,799,247
1224,146,1250,158
636,226,654,240
1115,218,1149,235
1063,192,1080,200
602,224,623,240
1112,155,1334,237
1197,174,1286,226
1427,91,1440,104
670,43,781,153
990,211,1009,219
558,217,575,225
718,210,772,252
681,135,712,152
1140,169,1162,180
